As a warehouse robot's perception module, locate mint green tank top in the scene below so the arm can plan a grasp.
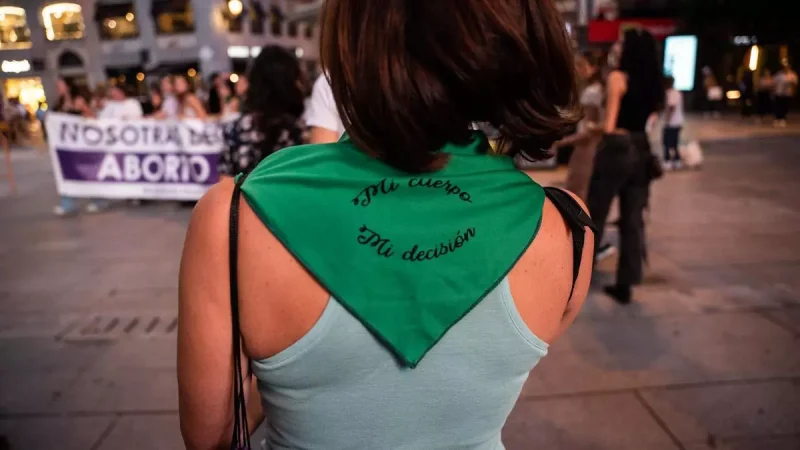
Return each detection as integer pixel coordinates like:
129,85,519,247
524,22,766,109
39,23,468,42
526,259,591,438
240,133,554,448
252,278,548,449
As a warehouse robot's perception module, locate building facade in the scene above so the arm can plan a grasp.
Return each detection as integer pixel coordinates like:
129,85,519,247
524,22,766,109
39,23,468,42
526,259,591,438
0,0,319,113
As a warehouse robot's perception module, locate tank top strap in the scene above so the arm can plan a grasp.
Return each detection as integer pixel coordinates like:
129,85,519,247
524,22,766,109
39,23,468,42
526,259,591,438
543,187,596,300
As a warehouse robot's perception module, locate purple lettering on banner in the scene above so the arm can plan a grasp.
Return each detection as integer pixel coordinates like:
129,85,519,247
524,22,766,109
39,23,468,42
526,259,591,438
56,149,220,185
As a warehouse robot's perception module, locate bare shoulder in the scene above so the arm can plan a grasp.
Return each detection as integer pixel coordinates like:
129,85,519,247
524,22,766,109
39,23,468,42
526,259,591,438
608,70,627,91
507,176,594,344
185,177,328,359
182,179,235,266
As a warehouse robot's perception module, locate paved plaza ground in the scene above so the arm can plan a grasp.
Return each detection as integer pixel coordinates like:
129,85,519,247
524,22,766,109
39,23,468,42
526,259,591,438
1,118,799,449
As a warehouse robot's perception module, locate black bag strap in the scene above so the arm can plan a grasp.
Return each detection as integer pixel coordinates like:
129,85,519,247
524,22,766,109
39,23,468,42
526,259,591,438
229,173,251,450
543,187,597,301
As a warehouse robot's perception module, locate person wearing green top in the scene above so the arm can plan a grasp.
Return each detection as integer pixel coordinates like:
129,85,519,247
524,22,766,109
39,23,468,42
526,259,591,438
178,0,595,448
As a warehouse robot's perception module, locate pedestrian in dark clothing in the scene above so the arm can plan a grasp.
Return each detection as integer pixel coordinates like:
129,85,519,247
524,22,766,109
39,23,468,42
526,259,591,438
587,29,665,304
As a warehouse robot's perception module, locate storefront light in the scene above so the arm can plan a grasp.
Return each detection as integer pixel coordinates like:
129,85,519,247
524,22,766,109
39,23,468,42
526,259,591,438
749,45,759,72
188,68,197,77
108,19,117,29
0,6,31,49
227,46,250,58
42,3,84,41
1,59,31,73
228,0,244,16
726,90,741,100
126,12,134,21
136,72,145,81
230,73,239,83
0,6,25,20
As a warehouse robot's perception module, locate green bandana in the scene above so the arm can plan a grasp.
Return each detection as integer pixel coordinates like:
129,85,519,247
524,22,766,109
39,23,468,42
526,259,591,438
241,133,544,367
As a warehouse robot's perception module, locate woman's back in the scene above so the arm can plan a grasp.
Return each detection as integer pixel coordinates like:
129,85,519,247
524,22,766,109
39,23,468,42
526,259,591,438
252,281,544,449
178,1,592,448
224,140,593,449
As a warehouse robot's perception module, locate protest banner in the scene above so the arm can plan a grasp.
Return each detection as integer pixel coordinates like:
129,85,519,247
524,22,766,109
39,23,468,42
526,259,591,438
46,113,224,201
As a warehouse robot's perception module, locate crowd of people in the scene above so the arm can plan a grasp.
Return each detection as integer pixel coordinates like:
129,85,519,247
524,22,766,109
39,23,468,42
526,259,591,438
48,45,313,216
751,64,798,127
50,72,229,122
704,63,798,126
46,33,676,309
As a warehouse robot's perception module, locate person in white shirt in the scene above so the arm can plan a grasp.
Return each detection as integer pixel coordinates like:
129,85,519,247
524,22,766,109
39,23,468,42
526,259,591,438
662,76,684,170
773,64,798,127
100,84,143,120
159,76,180,119
305,74,344,143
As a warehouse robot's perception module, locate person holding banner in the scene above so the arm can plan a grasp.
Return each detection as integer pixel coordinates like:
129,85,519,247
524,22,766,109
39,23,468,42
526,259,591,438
159,76,180,120
53,88,109,216
53,78,73,114
218,46,306,177
68,88,96,118
176,76,207,120
99,84,143,120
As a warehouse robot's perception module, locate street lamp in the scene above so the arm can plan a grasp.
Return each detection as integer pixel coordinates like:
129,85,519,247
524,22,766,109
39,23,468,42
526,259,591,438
228,0,243,16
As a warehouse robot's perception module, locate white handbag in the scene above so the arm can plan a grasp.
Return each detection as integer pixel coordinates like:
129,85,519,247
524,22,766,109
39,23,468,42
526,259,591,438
679,140,704,169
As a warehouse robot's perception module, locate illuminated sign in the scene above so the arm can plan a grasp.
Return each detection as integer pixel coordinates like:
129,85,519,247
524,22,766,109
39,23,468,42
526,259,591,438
733,36,758,46
664,36,698,92
1,59,31,73
227,46,250,58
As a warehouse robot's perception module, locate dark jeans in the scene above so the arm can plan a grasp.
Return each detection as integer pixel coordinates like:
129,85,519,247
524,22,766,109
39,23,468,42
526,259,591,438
662,126,681,162
775,95,791,120
757,91,772,117
587,133,651,286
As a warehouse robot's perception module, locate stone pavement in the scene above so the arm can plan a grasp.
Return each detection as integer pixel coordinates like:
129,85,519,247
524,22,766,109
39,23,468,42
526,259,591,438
1,132,799,449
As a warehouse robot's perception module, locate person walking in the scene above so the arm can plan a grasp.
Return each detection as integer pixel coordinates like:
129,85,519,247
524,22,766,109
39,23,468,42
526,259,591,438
739,68,755,119
773,63,798,127
662,76,684,170
704,70,723,118
178,1,595,448
756,69,774,123
218,46,306,177
587,29,665,305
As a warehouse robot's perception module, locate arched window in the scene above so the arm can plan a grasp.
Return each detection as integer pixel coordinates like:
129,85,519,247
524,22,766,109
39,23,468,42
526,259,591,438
42,3,85,41
58,50,84,68
0,6,32,49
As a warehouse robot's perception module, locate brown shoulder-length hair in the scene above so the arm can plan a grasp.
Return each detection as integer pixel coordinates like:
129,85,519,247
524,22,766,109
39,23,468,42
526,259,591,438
321,0,580,173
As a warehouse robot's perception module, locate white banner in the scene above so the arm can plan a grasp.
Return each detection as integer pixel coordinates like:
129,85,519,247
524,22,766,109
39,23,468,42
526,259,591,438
46,113,225,200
